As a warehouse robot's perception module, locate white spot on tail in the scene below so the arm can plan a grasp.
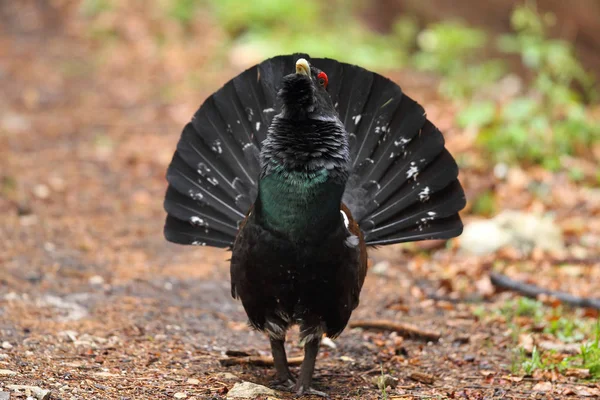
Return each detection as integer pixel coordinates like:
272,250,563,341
188,189,203,201
352,115,362,125
190,216,205,226
263,108,275,113
211,140,223,154
197,162,211,176
207,177,219,186
394,137,410,147
418,186,431,202
406,162,419,180
191,241,207,246
255,122,261,131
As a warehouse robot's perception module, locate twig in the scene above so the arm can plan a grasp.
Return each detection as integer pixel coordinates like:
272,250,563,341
219,355,303,367
348,320,441,342
490,272,600,310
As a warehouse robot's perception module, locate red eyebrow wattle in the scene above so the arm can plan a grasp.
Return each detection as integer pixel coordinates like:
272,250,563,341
317,71,328,88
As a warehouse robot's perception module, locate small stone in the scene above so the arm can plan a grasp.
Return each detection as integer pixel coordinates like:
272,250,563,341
226,382,277,399
1,341,12,350
174,392,187,399
89,275,105,286
186,378,200,385
0,391,9,400
33,184,50,199
0,369,17,376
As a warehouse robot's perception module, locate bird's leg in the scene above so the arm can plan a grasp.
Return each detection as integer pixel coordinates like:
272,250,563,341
294,336,328,398
269,337,295,389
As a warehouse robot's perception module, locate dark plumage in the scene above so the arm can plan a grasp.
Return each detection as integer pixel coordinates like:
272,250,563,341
163,54,466,396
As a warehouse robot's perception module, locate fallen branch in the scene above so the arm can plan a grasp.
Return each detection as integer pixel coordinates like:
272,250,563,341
348,320,440,342
490,272,600,310
219,355,303,367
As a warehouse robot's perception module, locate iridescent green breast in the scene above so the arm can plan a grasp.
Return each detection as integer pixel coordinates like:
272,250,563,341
258,167,344,238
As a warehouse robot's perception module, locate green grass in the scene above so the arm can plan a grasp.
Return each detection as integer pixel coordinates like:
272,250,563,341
486,298,600,377
448,3,599,172
570,320,600,378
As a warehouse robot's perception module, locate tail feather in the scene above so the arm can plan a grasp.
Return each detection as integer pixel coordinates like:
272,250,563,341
358,95,425,187
366,214,463,245
336,67,375,153
194,96,257,186
363,180,466,242
231,67,270,145
164,186,239,237
163,54,466,249
166,152,245,222
364,149,459,228
177,123,245,199
164,215,236,247
350,73,404,171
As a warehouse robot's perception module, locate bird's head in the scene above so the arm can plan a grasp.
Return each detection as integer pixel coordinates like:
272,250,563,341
278,58,336,120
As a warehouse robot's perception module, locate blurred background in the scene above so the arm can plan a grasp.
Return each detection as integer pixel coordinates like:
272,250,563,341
1,0,599,398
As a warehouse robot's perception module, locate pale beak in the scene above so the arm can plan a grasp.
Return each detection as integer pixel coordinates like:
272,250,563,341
295,58,310,76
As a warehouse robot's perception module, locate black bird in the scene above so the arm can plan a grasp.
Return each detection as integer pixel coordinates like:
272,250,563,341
163,54,466,396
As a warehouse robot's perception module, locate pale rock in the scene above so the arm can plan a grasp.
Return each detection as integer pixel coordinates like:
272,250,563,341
226,382,277,399
459,219,511,255
460,211,564,255
0,369,17,376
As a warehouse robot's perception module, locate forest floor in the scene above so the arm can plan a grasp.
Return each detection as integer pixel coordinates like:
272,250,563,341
1,2,599,399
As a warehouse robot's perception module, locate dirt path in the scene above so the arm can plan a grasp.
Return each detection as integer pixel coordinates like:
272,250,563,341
1,2,599,399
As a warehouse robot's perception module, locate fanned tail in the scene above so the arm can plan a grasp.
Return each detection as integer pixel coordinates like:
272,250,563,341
328,64,466,245
164,54,465,248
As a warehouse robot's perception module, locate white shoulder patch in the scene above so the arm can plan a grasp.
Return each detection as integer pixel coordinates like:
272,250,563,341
340,210,349,228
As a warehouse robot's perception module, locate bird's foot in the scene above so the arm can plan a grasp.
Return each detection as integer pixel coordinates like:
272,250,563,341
295,385,329,398
271,377,296,391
